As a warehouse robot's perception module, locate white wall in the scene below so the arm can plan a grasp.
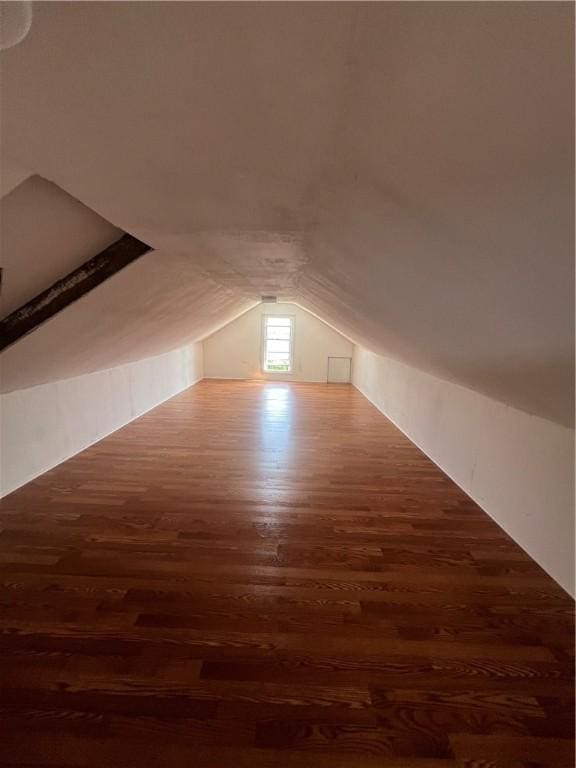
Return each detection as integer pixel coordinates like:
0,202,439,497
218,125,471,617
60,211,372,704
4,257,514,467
0,343,203,497
203,302,354,383
353,346,575,596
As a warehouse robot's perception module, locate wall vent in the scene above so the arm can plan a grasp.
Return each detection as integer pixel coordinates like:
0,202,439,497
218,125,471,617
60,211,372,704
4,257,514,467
261,295,277,303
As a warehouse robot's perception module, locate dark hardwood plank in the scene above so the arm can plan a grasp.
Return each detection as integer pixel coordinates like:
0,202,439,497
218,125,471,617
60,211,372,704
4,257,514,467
0,380,573,766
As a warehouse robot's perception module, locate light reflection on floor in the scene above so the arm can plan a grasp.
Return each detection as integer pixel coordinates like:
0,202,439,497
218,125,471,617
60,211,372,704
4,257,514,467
258,383,293,459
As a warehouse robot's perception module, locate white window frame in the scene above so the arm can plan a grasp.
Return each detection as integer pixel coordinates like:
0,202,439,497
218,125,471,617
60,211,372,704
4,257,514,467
261,314,295,374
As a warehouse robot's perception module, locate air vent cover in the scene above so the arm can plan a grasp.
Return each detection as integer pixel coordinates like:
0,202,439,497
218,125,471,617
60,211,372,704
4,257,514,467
261,295,277,303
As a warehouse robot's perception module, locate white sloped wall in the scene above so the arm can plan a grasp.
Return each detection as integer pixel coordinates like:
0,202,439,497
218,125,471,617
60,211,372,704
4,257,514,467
353,346,575,596
0,343,203,497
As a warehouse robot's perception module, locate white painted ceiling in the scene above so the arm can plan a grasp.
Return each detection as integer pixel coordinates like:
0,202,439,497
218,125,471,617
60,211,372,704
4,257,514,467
1,175,121,316
0,2,573,425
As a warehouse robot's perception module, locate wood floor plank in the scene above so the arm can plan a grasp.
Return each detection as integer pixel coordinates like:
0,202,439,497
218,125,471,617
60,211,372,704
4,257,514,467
0,379,573,766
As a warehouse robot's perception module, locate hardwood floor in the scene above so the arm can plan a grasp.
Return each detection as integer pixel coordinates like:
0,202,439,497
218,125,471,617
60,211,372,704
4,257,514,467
0,379,573,767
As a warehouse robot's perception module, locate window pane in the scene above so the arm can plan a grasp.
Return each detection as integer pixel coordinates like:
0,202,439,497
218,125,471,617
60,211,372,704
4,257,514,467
266,326,291,340
265,317,291,327
263,316,293,371
266,352,290,362
266,340,290,354
265,351,291,369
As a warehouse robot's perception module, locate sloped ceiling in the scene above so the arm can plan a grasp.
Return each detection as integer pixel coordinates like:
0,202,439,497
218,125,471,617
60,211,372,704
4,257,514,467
0,2,573,425
1,175,121,316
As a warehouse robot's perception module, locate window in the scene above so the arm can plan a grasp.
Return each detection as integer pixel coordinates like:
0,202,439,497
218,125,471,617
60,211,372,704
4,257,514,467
262,315,294,373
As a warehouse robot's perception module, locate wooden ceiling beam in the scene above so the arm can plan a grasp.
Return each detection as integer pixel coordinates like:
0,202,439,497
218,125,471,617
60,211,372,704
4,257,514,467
0,233,152,352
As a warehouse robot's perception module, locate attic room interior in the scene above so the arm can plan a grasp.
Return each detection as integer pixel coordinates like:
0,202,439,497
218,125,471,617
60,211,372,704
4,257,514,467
0,1,574,765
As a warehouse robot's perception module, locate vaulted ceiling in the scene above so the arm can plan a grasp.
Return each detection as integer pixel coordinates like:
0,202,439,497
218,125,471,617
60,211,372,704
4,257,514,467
1,2,573,425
